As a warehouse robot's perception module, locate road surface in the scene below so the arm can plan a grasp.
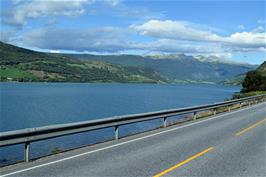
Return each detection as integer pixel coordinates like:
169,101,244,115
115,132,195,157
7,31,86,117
1,102,266,177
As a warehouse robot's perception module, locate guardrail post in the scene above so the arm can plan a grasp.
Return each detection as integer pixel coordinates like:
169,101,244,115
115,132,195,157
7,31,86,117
25,142,30,162
115,126,119,140
193,112,197,120
163,117,167,128
213,108,217,115
239,102,242,108
228,105,231,112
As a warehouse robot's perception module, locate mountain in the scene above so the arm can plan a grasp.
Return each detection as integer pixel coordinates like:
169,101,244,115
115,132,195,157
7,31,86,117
194,55,248,65
0,42,167,83
231,61,266,87
256,61,266,74
65,53,257,84
221,74,246,86
0,42,257,84
242,61,266,92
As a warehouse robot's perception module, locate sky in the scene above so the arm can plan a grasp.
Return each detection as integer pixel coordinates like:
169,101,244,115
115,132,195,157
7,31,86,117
0,0,265,64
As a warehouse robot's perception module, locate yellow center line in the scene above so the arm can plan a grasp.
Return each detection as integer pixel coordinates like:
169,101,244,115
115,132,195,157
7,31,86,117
153,147,214,177
235,118,266,136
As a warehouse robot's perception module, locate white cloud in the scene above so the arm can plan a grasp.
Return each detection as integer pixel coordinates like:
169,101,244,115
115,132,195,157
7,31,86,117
0,31,15,42
224,31,266,48
133,19,266,51
2,16,265,60
7,27,225,55
134,39,224,54
104,0,121,6
50,50,61,53
11,0,24,5
19,27,134,52
3,23,264,57
209,52,232,59
3,0,92,26
237,25,245,30
3,0,122,26
132,20,222,42
257,19,266,25
252,26,265,33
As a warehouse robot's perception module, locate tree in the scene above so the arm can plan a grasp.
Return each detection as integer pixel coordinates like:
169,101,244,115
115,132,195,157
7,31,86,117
242,71,266,93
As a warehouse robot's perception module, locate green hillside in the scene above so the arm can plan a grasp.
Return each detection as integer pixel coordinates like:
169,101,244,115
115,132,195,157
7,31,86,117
242,61,266,93
66,53,256,84
256,61,266,74
232,61,266,99
220,74,246,85
0,42,167,83
0,41,257,84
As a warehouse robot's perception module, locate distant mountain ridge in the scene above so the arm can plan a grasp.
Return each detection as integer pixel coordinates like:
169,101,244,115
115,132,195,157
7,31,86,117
194,55,250,65
0,41,258,84
65,53,257,84
0,42,167,83
145,53,249,65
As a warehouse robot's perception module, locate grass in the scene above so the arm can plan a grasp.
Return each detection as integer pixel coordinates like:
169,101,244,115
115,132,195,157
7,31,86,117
67,63,87,69
0,67,36,80
232,91,266,99
51,147,62,155
33,61,56,64
241,91,266,96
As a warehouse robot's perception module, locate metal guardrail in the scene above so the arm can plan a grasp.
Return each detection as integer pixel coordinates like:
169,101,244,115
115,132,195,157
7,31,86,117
1,94,265,163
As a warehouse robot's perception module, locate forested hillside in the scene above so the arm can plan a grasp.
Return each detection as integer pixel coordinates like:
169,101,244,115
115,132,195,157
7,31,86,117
0,41,258,84
67,53,256,84
242,61,266,92
0,42,167,83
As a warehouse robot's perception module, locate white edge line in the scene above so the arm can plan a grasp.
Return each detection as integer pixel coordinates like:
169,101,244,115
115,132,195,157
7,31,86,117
1,102,265,177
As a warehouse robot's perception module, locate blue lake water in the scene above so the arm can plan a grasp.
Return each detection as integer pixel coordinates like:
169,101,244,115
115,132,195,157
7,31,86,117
0,83,240,165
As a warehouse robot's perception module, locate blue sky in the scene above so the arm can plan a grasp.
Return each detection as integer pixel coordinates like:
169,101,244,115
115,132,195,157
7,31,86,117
1,0,265,64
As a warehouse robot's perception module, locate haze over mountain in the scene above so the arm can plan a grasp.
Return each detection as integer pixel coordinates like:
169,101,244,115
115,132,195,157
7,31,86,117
0,41,257,84
66,53,257,84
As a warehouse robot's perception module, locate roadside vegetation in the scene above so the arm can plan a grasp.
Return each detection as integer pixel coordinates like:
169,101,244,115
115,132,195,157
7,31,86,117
233,61,266,99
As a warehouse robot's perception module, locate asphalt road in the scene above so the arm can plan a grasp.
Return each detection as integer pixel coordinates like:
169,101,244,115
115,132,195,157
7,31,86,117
1,102,266,177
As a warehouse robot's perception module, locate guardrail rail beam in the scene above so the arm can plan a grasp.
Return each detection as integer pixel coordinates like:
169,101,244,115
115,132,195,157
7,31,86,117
0,94,265,163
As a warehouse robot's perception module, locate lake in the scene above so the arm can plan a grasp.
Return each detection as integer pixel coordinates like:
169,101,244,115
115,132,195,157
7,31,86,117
0,83,240,165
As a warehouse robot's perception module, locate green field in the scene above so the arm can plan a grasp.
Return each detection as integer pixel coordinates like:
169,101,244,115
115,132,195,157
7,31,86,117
0,67,36,81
